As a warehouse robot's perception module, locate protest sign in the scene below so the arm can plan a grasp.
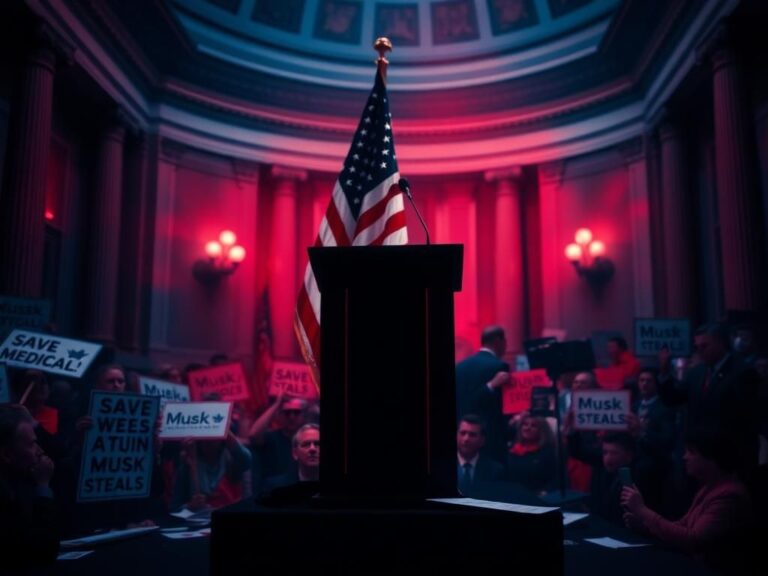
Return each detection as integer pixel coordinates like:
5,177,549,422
78,391,159,502
187,363,249,402
529,386,556,418
0,363,8,403
634,318,691,357
0,330,102,378
502,369,550,414
0,296,51,339
572,389,631,431
268,361,318,401
138,376,190,404
159,401,232,440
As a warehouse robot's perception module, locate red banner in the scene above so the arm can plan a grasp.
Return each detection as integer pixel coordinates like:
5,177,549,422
187,363,250,402
502,369,550,415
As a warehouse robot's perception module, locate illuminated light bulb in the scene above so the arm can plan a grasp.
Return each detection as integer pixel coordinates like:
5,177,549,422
564,243,583,262
205,241,223,258
228,245,246,263
219,230,237,246
574,228,593,245
589,240,606,258
44,210,55,221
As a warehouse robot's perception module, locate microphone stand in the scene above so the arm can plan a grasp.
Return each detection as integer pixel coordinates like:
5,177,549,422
398,177,430,245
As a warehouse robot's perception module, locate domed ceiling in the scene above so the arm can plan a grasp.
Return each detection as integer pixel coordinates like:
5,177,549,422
42,0,730,172
169,0,621,90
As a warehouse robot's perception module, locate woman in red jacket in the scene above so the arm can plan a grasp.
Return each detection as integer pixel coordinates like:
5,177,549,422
621,432,755,573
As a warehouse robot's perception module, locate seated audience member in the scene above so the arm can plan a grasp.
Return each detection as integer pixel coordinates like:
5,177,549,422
565,371,600,493
456,414,505,497
155,363,182,383
171,431,252,511
626,369,676,513
248,390,306,492
0,405,60,569
261,424,320,494
622,433,755,574
507,413,557,494
569,430,637,524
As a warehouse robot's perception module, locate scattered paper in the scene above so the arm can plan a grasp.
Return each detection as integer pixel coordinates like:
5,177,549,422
169,508,196,520
58,550,94,560
584,537,650,549
162,528,211,540
60,526,158,548
563,512,589,526
428,498,558,514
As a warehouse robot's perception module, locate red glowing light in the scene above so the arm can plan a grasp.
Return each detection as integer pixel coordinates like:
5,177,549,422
588,240,606,258
228,245,246,263
205,241,223,258
219,230,237,246
574,228,592,245
564,243,582,261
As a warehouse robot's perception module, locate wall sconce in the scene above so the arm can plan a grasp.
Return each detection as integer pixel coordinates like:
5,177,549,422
193,230,246,285
564,228,614,285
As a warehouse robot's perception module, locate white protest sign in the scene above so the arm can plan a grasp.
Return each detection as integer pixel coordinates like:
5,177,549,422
78,391,159,502
0,363,9,403
138,376,190,404
572,389,631,431
0,330,102,378
634,318,691,357
0,296,51,339
268,361,318,401
159,402,232,440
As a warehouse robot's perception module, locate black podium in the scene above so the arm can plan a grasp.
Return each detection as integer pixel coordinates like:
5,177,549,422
310,244,462,500
211,245,564,574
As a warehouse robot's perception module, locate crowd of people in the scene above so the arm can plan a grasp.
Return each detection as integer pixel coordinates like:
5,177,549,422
455,323,768,574
1,319,767,573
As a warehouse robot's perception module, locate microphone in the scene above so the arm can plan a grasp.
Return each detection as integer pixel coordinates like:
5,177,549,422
398,177,430,245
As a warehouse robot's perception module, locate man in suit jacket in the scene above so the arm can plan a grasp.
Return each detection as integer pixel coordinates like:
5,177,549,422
659,323,759,481
456,415,506,497
455,326,510,462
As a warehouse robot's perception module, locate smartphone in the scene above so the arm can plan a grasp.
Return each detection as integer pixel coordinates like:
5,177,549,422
618,466,633,486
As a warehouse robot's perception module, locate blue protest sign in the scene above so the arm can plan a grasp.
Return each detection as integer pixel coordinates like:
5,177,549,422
634,318,691,357
78,391,159,502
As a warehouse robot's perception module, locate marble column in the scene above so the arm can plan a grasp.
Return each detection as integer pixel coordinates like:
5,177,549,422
658,121,693,318
710,31,764,311
485,167,525,355
621,137,655,317
0,30,56,297
270,166,307,359
85,113,127,343
116,133,149,350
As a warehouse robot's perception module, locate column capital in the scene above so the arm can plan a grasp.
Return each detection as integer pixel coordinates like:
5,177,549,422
483,166,523,184
271,165,308,182
619,136,645,164
232,159,260,183
538,161,565,187
160,138,187,164
28,21,76,70
696,23,735,72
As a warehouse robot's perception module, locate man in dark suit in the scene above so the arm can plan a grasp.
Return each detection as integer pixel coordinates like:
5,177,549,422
659,323,759,481
456,415,506,497
455,326,510,462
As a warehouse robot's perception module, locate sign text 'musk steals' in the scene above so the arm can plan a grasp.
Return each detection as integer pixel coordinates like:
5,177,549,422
78,391,159,502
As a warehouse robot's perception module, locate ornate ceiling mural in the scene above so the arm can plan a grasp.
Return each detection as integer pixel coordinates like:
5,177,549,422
169,0,621,89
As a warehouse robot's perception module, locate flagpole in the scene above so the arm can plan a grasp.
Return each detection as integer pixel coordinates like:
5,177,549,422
374,37,392,83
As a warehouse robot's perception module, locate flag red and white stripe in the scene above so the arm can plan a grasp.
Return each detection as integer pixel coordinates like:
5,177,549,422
294,70,408,380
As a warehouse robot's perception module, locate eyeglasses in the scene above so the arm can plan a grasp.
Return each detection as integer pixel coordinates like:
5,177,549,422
282,410,303,416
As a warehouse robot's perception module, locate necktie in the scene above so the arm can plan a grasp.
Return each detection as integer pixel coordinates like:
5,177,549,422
459,462,473,496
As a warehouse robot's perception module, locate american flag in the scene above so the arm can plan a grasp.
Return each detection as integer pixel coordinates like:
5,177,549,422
294,70,408,379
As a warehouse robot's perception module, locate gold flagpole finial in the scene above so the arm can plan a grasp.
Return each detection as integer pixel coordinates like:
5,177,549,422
374,37,393,81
